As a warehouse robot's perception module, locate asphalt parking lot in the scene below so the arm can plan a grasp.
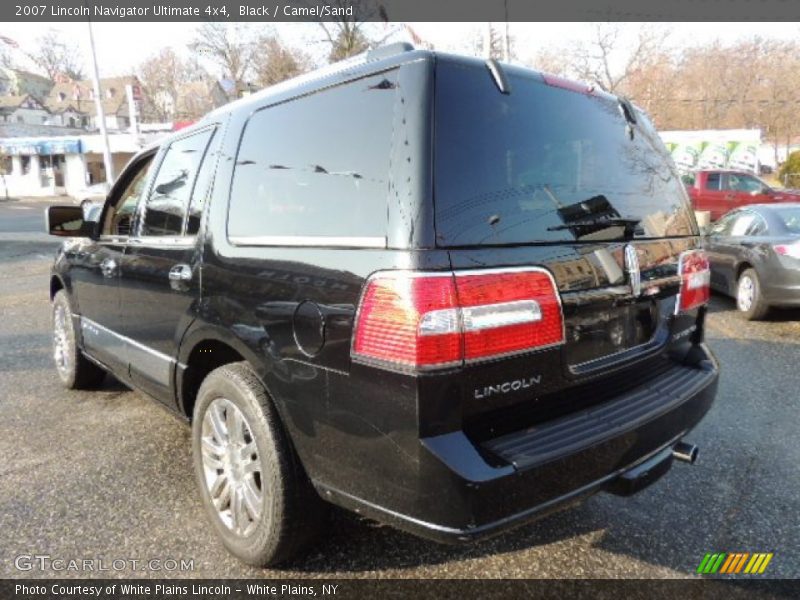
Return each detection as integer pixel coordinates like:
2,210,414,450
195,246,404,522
1,198,798,579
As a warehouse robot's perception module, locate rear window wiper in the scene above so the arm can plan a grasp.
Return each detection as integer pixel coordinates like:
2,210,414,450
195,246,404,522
548,217,642,239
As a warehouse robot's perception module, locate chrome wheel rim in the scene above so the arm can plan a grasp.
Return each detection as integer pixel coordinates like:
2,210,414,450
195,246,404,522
737,276,755,312
53,304,71,377
201,398,264,537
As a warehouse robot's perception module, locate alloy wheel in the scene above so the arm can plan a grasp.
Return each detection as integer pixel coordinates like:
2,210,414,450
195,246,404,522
53,304,71,378
201,398,264,537
737,275,755,312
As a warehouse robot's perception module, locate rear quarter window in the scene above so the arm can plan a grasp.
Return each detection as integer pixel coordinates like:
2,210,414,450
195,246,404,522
227,70,398,243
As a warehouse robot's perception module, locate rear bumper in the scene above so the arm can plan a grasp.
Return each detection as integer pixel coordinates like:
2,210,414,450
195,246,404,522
321,344,719,544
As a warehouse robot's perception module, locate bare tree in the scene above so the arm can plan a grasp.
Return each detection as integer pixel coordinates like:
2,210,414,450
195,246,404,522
570,23,670,94
252,36,312,88
190,23,255,91
469,24,515,60
28,29,85,80
527,47,571,76
137,48,198,121
318,0,396,63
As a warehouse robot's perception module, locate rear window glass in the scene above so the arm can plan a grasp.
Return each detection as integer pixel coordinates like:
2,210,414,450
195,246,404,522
433,61,695,246
774,207,800,233
227,71,398,242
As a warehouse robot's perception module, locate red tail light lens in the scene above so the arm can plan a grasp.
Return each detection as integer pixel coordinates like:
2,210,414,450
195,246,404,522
456,270,564,361
676,250,711,313
774,242,800,259
352,268,564,371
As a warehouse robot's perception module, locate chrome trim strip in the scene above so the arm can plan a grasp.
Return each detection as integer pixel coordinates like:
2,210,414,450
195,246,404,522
229,235,387,249
128,236,197,248
81,317,184,386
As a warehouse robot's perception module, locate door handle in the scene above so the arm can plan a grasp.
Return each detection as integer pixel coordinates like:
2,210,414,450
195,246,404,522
168,264,193,282
100,258,118,278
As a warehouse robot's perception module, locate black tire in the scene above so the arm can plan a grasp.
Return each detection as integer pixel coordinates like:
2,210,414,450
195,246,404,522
192,362,327,566
51,290,106,389
736,268,769,321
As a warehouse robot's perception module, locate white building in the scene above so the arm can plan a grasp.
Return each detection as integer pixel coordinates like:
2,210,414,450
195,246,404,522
0,129,168,198
0,95,50,125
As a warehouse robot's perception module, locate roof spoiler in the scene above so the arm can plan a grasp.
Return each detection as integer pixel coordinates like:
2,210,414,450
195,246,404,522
367,42,415,62
485,59,511,94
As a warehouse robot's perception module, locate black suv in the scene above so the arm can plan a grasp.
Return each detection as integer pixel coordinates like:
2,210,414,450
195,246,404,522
47,44,719,566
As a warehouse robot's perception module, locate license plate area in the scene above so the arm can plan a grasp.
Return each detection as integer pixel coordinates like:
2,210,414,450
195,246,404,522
563,299,661,374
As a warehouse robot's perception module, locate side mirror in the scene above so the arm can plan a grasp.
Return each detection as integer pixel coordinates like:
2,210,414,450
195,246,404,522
45,206,96,238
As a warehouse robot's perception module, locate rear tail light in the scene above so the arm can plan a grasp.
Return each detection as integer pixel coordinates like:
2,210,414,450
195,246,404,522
774,242,800,259
676,249,711,313
352,268,564,372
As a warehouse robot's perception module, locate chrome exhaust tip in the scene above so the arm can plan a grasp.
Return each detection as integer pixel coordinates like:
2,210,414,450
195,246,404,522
673,441,699,464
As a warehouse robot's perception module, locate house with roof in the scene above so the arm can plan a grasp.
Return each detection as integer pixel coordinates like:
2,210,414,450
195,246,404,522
0,94,49,125
46,76,143,131
146,80,228,122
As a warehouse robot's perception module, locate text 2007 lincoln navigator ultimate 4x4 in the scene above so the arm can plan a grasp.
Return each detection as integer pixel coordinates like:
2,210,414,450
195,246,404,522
47,44,718,566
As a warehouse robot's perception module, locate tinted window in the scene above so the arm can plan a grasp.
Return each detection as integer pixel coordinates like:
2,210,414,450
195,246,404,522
227,71,397,241
103,155,154,236
141,129,214,237
710,212,739,236
728,173,767,193
706,173,721,190
747,214,768,236
434,62,695,246
186,138,218,235
730,212,760,236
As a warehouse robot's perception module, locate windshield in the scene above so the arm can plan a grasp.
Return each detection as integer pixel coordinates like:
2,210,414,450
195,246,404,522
433,60,696,246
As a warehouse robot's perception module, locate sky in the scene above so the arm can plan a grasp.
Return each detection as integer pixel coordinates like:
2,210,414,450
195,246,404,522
2,21,799,79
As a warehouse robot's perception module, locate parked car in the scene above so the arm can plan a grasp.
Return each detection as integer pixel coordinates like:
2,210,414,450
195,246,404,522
686,169,800,220
705,203,800,319
73,182,111,214
45,45,719,566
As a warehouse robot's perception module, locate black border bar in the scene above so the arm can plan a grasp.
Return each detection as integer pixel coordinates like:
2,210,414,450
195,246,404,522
5,0,800,22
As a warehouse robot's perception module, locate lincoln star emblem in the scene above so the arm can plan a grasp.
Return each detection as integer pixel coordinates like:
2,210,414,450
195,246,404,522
625,244,642,296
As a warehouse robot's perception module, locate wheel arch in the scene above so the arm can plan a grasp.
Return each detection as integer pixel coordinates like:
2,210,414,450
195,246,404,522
50,274,66,301
735,261,755,282
177,324,278,423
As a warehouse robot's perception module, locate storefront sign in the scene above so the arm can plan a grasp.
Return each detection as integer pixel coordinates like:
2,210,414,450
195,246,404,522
0,138,82,156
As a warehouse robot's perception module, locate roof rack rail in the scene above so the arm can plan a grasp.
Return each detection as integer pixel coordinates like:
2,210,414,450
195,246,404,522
366,42,415,62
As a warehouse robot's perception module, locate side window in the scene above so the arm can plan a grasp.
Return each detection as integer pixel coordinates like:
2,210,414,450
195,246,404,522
140,129,214,237
746,215,768,236
103,155,154,236
706,173,721,191
728,174,764,194
710,211,739,236
227,70,398,242
730,212,757,236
